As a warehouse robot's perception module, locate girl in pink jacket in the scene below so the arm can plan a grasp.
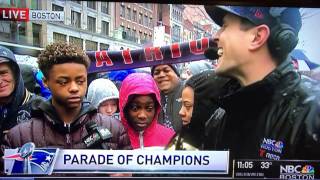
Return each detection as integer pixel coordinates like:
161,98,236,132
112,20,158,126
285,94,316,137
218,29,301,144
119,73,175,149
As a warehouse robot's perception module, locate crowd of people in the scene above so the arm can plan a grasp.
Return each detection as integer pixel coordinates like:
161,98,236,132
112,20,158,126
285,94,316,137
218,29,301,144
0,5,320,175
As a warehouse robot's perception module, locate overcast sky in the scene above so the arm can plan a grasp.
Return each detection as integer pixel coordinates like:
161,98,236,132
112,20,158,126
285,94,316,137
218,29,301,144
296,8,320,64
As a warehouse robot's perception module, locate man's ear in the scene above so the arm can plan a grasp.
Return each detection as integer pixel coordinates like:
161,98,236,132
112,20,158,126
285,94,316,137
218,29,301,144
249,25,270,50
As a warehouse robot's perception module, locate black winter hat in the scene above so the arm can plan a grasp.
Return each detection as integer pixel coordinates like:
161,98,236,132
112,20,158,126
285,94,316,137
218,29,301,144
151,64,180,77
19,63,37,93
185,70,214,94
185,70,230,106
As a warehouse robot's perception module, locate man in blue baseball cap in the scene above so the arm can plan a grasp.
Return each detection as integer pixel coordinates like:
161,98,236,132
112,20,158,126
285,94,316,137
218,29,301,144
196,6,320,160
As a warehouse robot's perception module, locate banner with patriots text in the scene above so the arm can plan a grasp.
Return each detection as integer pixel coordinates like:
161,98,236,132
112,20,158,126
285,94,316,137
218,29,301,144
86,38,216,73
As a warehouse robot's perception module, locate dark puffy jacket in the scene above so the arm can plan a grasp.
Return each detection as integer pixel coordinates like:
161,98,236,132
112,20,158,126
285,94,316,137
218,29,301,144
205,60,320,160
3,100,131,150
158,80,184,132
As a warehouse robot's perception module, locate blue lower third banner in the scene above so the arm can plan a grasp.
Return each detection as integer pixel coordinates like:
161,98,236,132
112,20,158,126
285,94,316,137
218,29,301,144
4,148,229,175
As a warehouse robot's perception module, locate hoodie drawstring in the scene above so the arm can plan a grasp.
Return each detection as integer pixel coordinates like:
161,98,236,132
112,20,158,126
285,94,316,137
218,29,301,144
139,131,144,149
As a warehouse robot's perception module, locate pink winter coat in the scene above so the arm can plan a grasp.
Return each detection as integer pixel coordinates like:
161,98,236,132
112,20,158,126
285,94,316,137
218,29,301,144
119,73,175,149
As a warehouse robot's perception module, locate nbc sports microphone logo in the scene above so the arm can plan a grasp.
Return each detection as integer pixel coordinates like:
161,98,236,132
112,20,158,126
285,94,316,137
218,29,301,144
3,142,59,175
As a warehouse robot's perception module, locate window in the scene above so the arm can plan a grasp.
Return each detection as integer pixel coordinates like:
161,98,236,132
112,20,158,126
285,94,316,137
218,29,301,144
133,29,137,42
120,4,125,17
100,43,110,51
86,40,97,51
126,7,131,20
87,16,96,33
71,11,81,28
101,21,109,36
126,28,131,40
139,31,143,42
149,17,153,28
31,0,41,10
53,32,66,43
16,0,26,8
18,22,26,44
138,12,142,24
87,1,96,10
101,2,109,14
69,36,83,49
0,22,11,41
133,10,137,22
32,23,41,47
71,0,81,4
144,32,147,41
52,4,63,11
144,15,148,26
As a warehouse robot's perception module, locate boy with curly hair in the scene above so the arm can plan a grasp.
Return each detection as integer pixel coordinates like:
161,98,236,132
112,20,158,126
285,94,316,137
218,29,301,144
3,42,131,151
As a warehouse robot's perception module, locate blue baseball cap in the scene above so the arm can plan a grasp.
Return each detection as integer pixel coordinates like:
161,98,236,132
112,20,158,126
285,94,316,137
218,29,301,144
205,6,301,35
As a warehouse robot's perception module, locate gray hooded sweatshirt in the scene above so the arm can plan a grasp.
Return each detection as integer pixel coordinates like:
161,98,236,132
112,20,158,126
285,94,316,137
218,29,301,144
87,78,119,114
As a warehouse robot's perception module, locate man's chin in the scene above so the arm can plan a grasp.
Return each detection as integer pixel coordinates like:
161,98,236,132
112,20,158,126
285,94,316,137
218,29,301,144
65,103,82,109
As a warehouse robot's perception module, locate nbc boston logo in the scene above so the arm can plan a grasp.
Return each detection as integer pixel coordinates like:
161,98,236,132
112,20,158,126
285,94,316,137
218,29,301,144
280,164,315,179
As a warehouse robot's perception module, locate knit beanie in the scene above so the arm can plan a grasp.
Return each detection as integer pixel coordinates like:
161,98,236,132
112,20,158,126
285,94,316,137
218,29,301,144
151,64,180,77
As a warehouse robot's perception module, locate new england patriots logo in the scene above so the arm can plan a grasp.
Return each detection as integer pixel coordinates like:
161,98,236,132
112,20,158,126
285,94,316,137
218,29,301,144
3,142,59,175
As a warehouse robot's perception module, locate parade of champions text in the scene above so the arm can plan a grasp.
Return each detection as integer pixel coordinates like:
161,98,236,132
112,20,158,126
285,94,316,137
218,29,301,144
63,154,210,166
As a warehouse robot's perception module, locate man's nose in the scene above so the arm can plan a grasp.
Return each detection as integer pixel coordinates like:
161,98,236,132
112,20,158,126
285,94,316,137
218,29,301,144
213,29,222,42
158,71,166,77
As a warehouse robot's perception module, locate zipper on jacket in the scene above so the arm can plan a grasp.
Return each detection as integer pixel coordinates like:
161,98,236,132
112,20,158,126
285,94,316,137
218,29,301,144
64,123,71,145
139,131,144,149
66,134,71,144
64,123,71,133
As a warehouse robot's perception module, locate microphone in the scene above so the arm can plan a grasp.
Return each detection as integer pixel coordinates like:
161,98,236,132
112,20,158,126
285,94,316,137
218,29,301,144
204,47,219,60
82,121,112,149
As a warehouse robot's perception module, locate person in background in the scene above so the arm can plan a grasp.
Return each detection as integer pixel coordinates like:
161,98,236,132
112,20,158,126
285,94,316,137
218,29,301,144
3,42,131,151
202,5,320,159
119,73,175,149
87,78,120,119
0,46,43,144
34,69,51,99
108,69,136,90
177,70,224,150
151,64,184,133
184,60,213,79
18,63,37,93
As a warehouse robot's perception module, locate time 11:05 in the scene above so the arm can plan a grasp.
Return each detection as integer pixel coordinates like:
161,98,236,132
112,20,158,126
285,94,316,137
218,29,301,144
237,161,253,169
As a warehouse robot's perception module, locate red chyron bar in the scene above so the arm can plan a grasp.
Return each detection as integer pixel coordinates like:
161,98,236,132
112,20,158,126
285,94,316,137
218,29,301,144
233,159,320,179
0,8,29,21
